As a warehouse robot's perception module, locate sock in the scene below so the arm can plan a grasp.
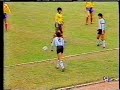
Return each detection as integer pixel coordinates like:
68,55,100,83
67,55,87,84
102,40,106,47
60,61,64,69
91,17,93,23
97,39,101,45
5,23,8,31
99,40,102,45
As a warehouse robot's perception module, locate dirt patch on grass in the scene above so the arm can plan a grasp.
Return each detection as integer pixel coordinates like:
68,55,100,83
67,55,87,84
73,81,119,90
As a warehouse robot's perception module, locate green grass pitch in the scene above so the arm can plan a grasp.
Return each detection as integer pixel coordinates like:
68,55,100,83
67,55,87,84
4,2,119,90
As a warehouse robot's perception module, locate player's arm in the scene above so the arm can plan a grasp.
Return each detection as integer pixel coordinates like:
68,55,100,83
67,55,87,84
62,39,65,48
51,38,55,51
101,21,105,35
51,38,55,46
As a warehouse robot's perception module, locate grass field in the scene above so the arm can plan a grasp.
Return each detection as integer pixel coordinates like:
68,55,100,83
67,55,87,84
4,2,119,90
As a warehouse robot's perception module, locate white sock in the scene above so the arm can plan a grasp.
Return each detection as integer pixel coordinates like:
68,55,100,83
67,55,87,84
97,39,101,45
100,40,102,45
60,61,64,69
102,40,106,47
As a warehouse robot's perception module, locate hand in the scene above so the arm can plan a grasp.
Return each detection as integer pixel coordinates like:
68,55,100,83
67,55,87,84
51,46,54,52
55,23,58,28
51,49,53,51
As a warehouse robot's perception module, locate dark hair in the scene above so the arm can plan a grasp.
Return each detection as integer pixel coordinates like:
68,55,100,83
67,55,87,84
57,7,62,12
98,13,103,17
56,31,62,37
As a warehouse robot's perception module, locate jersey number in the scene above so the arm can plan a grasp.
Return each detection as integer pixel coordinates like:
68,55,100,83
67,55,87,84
58,39,61,42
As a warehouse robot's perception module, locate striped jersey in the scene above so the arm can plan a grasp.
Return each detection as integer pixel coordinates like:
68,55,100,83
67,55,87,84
98,18,106,31
52,37,64,47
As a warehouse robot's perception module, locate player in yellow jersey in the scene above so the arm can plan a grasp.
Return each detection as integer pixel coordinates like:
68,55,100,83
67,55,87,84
85,1,95,25
3,3,11,31
55,7,64,35
51,7,64,51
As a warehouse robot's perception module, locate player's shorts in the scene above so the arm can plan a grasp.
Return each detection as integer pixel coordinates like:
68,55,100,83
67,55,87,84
89,8,93,14
56,46,64,54
97,29,102,34
55,23,63,34
3,13,7,19
86,8,93,14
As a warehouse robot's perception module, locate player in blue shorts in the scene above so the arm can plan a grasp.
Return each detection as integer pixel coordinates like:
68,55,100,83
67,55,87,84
3,3,11,31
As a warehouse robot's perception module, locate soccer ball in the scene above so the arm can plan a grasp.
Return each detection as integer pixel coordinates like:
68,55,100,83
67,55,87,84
42,46,48,51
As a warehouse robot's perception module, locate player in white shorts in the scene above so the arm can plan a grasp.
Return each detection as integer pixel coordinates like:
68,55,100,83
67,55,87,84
97,13,106,48
51,31,65,72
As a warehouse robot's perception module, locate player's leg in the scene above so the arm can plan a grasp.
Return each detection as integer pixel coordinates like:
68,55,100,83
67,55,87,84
97,29,102,46
4,13,8,31
56,46,61,69
97,34,101,46
56,53,60,69
90,13,93,24
58,24,64,37
60,24,63,34
101,34,106,48
92,8,96,23
59,46,65,71
60,54,65,72
86,10,90,25
56,46,65,71
57,24,65,42
59,24,67,44
90,8,94,24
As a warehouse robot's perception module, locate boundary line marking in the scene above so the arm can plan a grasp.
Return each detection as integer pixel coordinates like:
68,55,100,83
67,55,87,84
4,48,119,68
55,79,119,90
55,81,105,90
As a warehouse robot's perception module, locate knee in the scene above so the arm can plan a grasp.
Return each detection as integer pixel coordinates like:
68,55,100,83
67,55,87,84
101,38,105,41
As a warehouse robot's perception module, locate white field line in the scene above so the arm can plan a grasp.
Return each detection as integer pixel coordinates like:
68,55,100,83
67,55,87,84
55,80,119,90
4,48,119,68
55,81,105,90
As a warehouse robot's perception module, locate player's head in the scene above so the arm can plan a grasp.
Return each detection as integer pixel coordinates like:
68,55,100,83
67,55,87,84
57,7,62,13
98,13,103,19
56,31,62,37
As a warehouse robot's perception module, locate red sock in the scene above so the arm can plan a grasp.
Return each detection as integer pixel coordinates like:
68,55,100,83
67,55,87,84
5,23,8,31
91,17,93,23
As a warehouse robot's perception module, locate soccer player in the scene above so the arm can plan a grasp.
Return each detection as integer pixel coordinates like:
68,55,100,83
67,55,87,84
51,31,65,72
55,7,64,36
51,7,64,48
85,1,95,25
3,3,11,31
97,13,106,48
